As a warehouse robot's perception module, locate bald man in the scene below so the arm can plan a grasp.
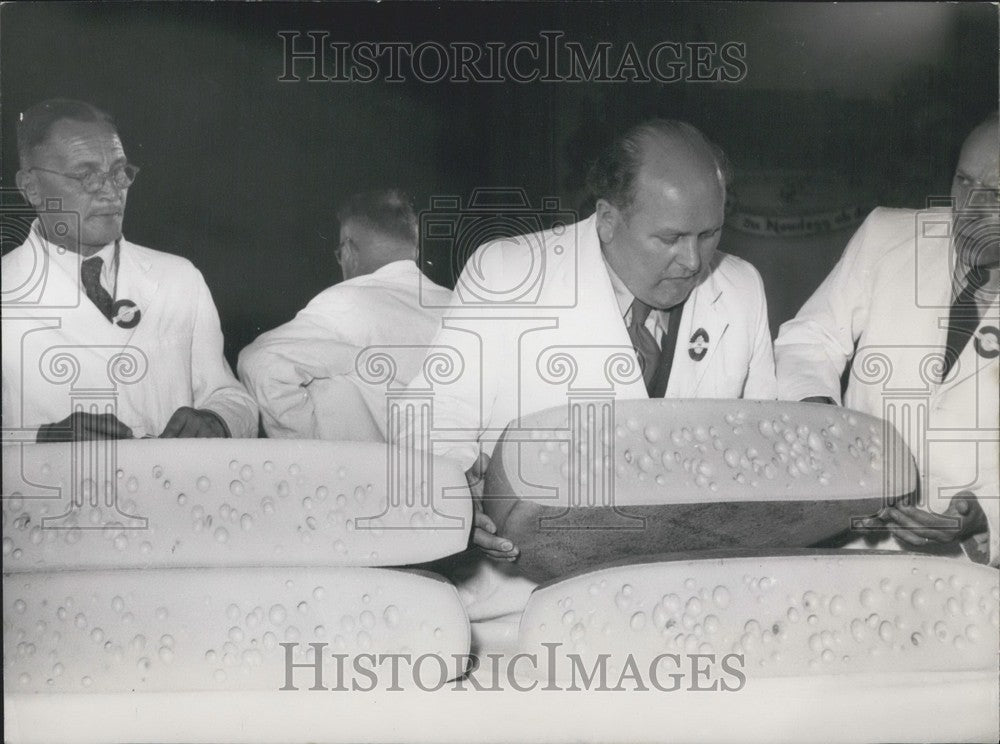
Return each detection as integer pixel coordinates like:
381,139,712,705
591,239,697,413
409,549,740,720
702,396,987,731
412,119,776,621
775,114,999,566
237,189,452,439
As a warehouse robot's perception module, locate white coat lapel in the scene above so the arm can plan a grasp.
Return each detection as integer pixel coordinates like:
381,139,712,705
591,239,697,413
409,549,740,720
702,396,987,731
114,241,158,342
25,245,83,313
917,238,953,358
939,296,1000,394
570,217,648,398
670,275,728,397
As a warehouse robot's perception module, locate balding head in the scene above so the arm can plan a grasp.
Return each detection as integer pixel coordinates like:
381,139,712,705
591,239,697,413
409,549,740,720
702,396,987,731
952,114,999,268
335,189,418,280
591,120,729,309
588,119,730,216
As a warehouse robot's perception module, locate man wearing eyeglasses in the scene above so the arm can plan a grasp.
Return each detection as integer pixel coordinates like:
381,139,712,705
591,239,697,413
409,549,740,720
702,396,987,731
237,189,452,440
2,98,258,442
775,113,999,566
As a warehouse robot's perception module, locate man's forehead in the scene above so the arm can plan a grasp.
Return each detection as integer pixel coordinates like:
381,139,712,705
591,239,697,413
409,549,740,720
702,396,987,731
635,158,724,206
41,119,125,163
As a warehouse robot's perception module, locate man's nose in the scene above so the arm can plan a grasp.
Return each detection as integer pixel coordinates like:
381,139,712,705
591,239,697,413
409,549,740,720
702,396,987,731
674,238,701,273
95,174,125,200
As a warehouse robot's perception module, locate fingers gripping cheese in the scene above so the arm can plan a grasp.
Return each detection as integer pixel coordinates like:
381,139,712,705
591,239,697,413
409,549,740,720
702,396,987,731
4,567,471,692
2,440,472,569
484,400,913,581
517,551,1000,685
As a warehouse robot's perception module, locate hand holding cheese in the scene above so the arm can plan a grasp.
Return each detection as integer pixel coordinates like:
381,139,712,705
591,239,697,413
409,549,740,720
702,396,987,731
877,493,989,552
36,411,134,443
159,406,230,438
467,453,519,561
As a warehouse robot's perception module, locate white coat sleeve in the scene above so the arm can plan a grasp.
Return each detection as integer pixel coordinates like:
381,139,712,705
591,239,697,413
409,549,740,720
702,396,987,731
236,290,360,439
189,272,259,438
399,243,507,473
773,210,878,403
742,262,778,400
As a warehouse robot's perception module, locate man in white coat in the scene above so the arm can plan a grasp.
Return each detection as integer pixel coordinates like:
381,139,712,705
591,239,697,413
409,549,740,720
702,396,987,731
2,99,257,442
412,119,776,622
774,114,999,567
237,189,453,440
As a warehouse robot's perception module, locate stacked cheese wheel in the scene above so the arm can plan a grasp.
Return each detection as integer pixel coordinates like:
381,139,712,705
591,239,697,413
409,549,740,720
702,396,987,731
518,550,999,685
484,400,911,581
3,440,473,692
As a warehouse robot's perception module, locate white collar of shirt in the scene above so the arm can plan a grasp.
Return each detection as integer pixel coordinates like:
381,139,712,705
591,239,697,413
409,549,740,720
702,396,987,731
343,259,419,286
33,220,118,297
371,259,418,277
600,247,667,347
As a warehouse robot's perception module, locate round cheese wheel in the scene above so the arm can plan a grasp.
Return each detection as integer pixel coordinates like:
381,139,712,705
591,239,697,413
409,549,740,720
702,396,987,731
2,439,472,570
4,566,471,693
484,400,914,581
517,550,999,684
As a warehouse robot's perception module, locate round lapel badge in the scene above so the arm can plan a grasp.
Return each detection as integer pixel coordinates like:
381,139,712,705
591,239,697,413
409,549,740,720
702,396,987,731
112,299,141,329
688,328,709,361
973,325,1000,359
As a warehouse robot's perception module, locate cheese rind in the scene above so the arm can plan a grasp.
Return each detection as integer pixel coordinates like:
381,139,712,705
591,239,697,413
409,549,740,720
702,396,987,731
484,400,907,580
4,567,471,692
2,440,472,569
517,551,1000,684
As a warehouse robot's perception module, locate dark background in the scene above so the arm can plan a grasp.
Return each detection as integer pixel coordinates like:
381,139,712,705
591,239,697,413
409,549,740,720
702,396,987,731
2,2,997,366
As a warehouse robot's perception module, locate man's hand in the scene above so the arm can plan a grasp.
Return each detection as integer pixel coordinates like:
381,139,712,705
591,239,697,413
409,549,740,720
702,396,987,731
801,396,836,405
466,452,519,562
37,411,133,442
864,492,988,548
159,407,231,438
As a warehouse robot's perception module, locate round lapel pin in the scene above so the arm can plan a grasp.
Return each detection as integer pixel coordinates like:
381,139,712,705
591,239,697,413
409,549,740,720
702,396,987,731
688,328,709,361
112,299,141,329
973,325,999,359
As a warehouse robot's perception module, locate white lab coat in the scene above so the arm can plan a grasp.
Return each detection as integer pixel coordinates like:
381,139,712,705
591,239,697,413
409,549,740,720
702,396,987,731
410,213,777,621
418,212,777,470
237,260,453,440
775,207,999,566
2,229,258,440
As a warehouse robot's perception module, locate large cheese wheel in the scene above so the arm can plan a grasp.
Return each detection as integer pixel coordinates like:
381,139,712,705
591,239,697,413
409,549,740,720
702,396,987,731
2,440,472,570
517,551,999,685
484,400,911,581
4,567,471,692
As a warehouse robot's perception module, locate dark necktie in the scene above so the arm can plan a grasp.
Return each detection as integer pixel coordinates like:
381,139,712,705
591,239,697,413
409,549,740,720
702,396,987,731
81,256,114,321
648,305,683,398
627,298,660,394
941,268,993,380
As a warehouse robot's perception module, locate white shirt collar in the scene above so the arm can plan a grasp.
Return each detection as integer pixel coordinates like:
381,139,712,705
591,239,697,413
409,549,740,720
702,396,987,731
370,259,418,277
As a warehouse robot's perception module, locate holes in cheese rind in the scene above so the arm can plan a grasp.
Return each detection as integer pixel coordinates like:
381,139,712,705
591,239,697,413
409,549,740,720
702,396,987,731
517,552,999,684
3,567,471,693
489,400,915,507
2,440,472,570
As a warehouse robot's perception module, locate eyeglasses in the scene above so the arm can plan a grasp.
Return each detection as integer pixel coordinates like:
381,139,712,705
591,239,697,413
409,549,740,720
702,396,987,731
29,163,139,193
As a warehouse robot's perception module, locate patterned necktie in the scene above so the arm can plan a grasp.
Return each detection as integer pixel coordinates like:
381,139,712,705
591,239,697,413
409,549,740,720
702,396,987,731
627,298,660,394
941,267,993,380
81,256,114,321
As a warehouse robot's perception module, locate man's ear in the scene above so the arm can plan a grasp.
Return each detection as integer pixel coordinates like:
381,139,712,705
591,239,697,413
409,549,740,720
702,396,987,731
339,242,358,278
594,198,619,245
16,169,42,208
